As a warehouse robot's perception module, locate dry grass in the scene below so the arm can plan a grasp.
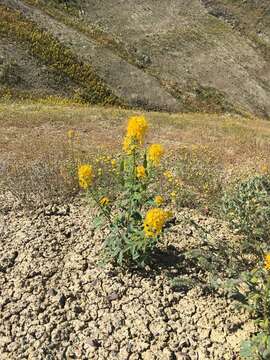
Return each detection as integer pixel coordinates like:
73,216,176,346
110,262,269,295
1,101,270,207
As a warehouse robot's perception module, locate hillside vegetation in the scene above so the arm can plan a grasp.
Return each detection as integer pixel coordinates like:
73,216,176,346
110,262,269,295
0,0,270,116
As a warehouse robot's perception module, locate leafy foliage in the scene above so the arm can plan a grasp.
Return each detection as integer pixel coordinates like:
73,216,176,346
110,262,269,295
222,174,270,256
78,116,174,267
232,267,270,360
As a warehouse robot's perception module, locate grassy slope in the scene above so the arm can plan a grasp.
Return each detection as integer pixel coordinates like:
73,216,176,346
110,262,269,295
1,102,270,176
0,4,123,106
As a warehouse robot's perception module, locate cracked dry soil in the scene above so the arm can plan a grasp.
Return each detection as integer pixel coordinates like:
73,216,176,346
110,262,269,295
0,193,253,360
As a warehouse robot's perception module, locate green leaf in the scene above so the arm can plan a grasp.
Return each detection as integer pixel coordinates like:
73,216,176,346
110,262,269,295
240,340,254,359
91,216,105,229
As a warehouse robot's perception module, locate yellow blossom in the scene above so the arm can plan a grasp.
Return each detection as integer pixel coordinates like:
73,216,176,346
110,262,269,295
154,195,164,206
264,253,270,271
98,168,102,175
170,191,177,202
111,159,117,167
99,196,110,206
78,164,93,190
136,165,146,179
144,208,172,237
260,164,269,174
164,170,173,179
123,135,137,154
126,115,148,144
123,115,148,154
148,144,165,165
67,129,75,139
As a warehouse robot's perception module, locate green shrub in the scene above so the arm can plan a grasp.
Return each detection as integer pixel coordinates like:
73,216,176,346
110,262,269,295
222,174,270,256
78,115,174,267
230,257,270,360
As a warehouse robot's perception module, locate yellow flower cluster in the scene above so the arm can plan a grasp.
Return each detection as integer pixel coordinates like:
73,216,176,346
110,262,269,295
144,208,172,237
136,165,146,178
164,170,174,181
67,129,75,139
261,164,269,174
154,195,164,206
148,144,165,165
123,115,148,154
123,136,136,154
170,191,177,202
78,164,93,189
264,253,270,271
126,115,148,143
99,196,110,206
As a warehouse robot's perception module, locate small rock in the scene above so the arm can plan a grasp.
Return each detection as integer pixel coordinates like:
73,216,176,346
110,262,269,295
211,329,227,344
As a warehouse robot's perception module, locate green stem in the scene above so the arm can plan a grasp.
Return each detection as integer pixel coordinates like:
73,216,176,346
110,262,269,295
87,188,125,239
264,274,270,334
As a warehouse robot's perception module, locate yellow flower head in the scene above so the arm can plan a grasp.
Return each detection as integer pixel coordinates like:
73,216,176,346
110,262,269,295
148,144,165,165
143,208,172,237
136,165,146,179
67,129,75,139
99,196,110,206
260,164,269,174
126,115,148,144
264,253,270,271
78,164,93,190
154,195,164,206
111,159,117,167
98,168,102,175
123,116,148,154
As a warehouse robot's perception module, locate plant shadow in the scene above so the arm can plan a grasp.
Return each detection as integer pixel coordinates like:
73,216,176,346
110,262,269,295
131,244,207,293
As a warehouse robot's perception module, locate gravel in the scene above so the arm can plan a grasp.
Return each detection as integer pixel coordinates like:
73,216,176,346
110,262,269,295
0,193,254,360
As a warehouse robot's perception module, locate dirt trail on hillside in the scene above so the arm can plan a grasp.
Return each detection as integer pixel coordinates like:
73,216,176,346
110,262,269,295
1,0,182,112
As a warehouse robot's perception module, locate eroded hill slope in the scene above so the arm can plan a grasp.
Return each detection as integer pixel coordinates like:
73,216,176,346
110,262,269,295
0,0,270,116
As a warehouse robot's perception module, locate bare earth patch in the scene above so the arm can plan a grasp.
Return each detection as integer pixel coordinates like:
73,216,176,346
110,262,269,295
0,192,254,360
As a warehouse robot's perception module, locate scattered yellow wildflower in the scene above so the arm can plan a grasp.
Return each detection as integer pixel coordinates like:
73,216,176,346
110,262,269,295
98,168,102,175
164,170,173,179
148,144,165,165
155,195,164,206
170,191,177,202
260,164,269,174
78,164,93,190
136,165,146,179
144,208,172,237
67,129,75,139
264,253,270,271
111,159,117,167
99,196,110,206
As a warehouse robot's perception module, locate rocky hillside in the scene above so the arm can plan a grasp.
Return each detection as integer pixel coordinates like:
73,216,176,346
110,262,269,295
0,0,270,117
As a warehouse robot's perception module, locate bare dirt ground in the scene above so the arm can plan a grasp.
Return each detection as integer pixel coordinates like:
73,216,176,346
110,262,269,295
0,191,254,360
